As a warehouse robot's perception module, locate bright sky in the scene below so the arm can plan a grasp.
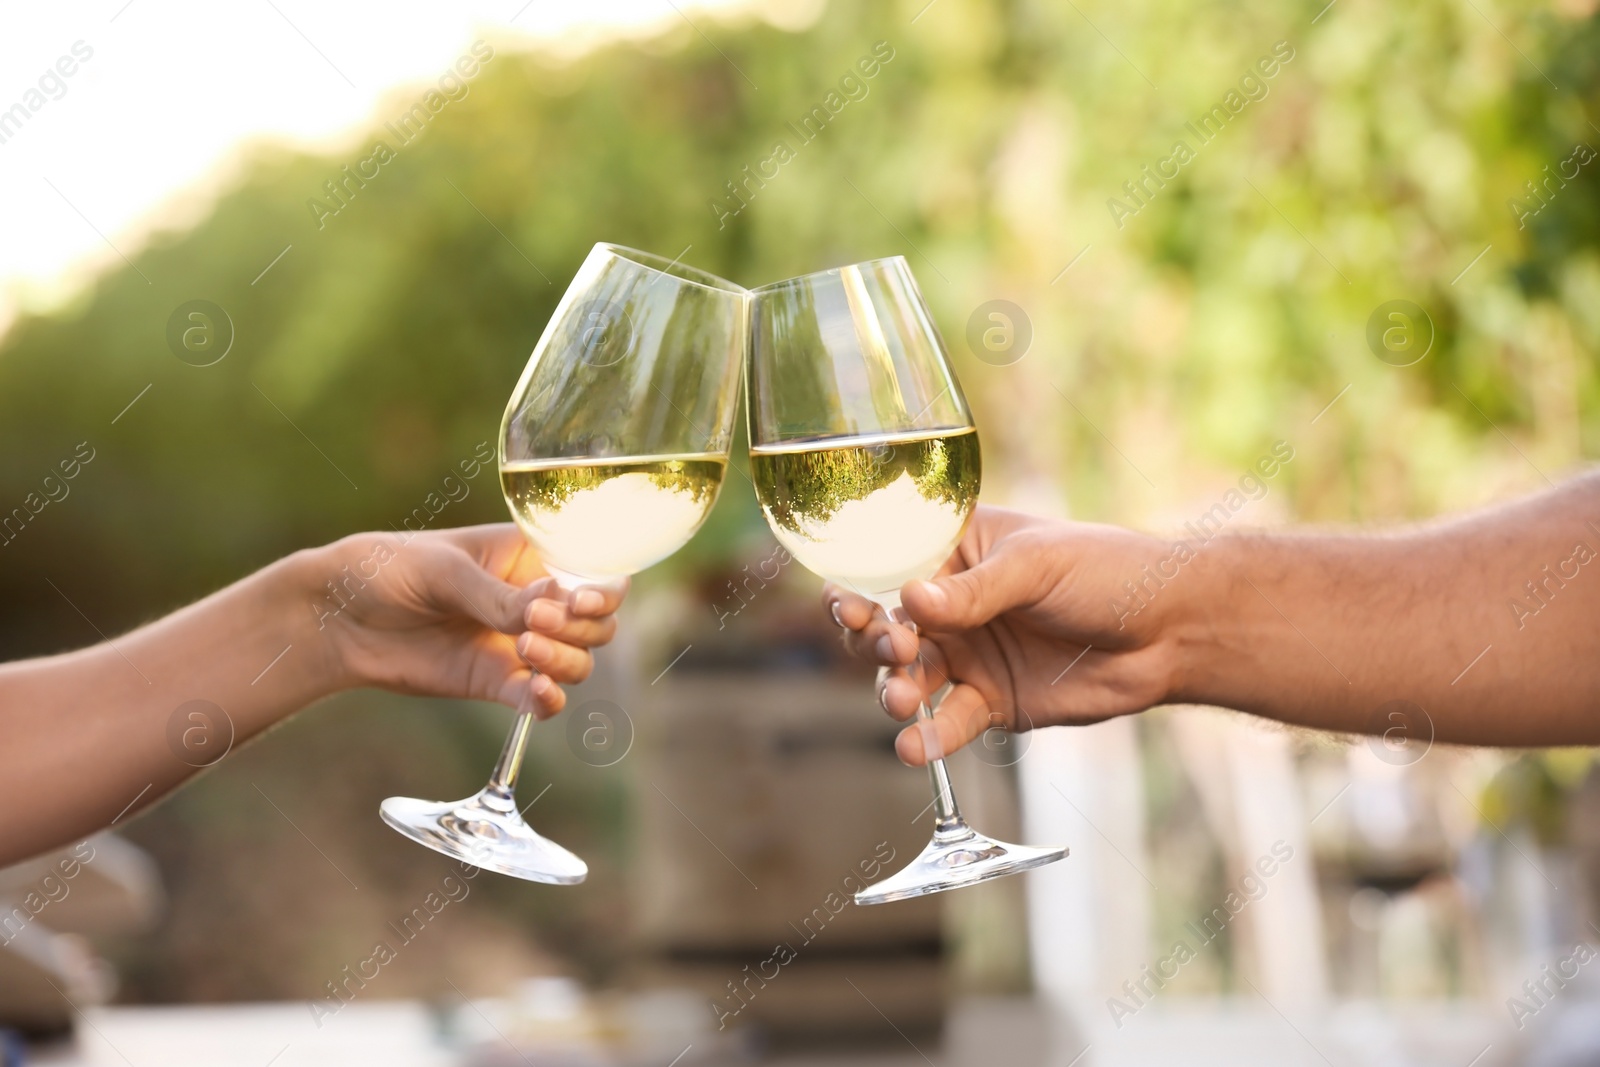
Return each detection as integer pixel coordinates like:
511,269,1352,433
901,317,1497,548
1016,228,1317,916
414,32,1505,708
0,0,785,332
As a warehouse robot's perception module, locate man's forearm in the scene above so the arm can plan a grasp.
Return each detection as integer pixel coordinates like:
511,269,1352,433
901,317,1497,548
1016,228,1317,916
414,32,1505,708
1170,472,1600,745
0,547,347,863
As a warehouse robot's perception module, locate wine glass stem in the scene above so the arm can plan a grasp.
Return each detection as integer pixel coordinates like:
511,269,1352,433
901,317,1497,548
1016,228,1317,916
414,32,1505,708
891,610,970,839
487,711,535,803
919,698,969,839
483,571,585,805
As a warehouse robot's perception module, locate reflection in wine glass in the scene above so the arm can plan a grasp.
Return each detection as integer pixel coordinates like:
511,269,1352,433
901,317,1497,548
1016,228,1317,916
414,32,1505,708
381,244,747,883
746,256,1068,903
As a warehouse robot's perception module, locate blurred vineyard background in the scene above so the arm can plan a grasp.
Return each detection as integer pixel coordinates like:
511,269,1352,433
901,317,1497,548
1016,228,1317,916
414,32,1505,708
0,0,1597,1031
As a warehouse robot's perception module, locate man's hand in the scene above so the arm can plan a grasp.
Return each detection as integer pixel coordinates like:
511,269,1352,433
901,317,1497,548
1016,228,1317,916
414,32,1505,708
831,472,1600,758
826,506,1183,765
315,524,626,718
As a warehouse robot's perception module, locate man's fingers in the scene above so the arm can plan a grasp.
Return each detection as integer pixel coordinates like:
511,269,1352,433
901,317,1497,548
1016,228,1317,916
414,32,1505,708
876,634,956,720
824,586,918,665
823,585,878,631
842,617,919,666
879,670,926,721
902,543,1040,633
893,684,996,766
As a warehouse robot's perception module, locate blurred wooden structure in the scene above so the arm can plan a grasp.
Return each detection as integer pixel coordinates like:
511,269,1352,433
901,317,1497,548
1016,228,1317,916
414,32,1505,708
629,671,944,1043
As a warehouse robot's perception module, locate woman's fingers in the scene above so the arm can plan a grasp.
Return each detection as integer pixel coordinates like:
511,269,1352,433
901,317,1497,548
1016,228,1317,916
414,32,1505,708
510,581,626,720
496,667,568,718
422,544,538,634
515,630,593,687
893,683,999,766
568,578,629,618
425,529,629,628
473,633,566,716
435,523,549,585
526,671,567,717
503,579,629,718
437,522,522,555
524,596,618,648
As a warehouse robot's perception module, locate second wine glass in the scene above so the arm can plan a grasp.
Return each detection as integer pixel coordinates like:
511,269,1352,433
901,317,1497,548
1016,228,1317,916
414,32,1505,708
381,243,748,882
746,256,1068,904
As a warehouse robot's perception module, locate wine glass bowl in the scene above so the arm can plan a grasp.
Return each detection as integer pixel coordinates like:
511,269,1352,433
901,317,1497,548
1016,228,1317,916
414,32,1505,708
748,426,980,607
381,244,748,883
746,256,1067,904
501,245,746,585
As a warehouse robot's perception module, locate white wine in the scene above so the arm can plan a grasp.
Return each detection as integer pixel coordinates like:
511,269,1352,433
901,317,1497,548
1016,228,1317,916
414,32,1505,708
501,453,726,580
750,428,980,600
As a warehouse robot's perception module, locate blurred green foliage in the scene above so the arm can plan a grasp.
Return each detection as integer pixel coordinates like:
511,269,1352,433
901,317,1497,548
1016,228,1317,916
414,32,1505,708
3,0,1598,638
0,0,1595,999
1481,748,1598,845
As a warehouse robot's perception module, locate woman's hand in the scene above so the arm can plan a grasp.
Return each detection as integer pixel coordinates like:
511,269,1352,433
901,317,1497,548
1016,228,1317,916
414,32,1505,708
826,506,1184,765
315,524,626,718
0,522,630,862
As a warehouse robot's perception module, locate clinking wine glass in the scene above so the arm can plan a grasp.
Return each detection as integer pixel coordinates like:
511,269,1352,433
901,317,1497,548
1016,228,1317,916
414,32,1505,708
746,256,1068,904
381,244,747,882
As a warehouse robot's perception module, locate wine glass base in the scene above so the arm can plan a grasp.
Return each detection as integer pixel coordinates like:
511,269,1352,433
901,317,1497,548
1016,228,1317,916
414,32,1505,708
379,787,588,885
854,827,1067,906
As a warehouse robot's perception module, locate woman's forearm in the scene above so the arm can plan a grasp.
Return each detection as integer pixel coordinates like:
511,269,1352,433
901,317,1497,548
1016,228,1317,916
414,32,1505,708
0,523,625,866
0,547,344,863
1173,471,1600,744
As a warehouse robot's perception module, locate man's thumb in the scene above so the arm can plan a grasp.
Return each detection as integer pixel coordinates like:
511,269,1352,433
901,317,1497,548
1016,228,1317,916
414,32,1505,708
901,553,1034,632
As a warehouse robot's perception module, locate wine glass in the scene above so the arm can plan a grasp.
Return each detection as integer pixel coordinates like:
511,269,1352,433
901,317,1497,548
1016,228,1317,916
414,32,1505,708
381,244,747,882
746,256,1068,904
